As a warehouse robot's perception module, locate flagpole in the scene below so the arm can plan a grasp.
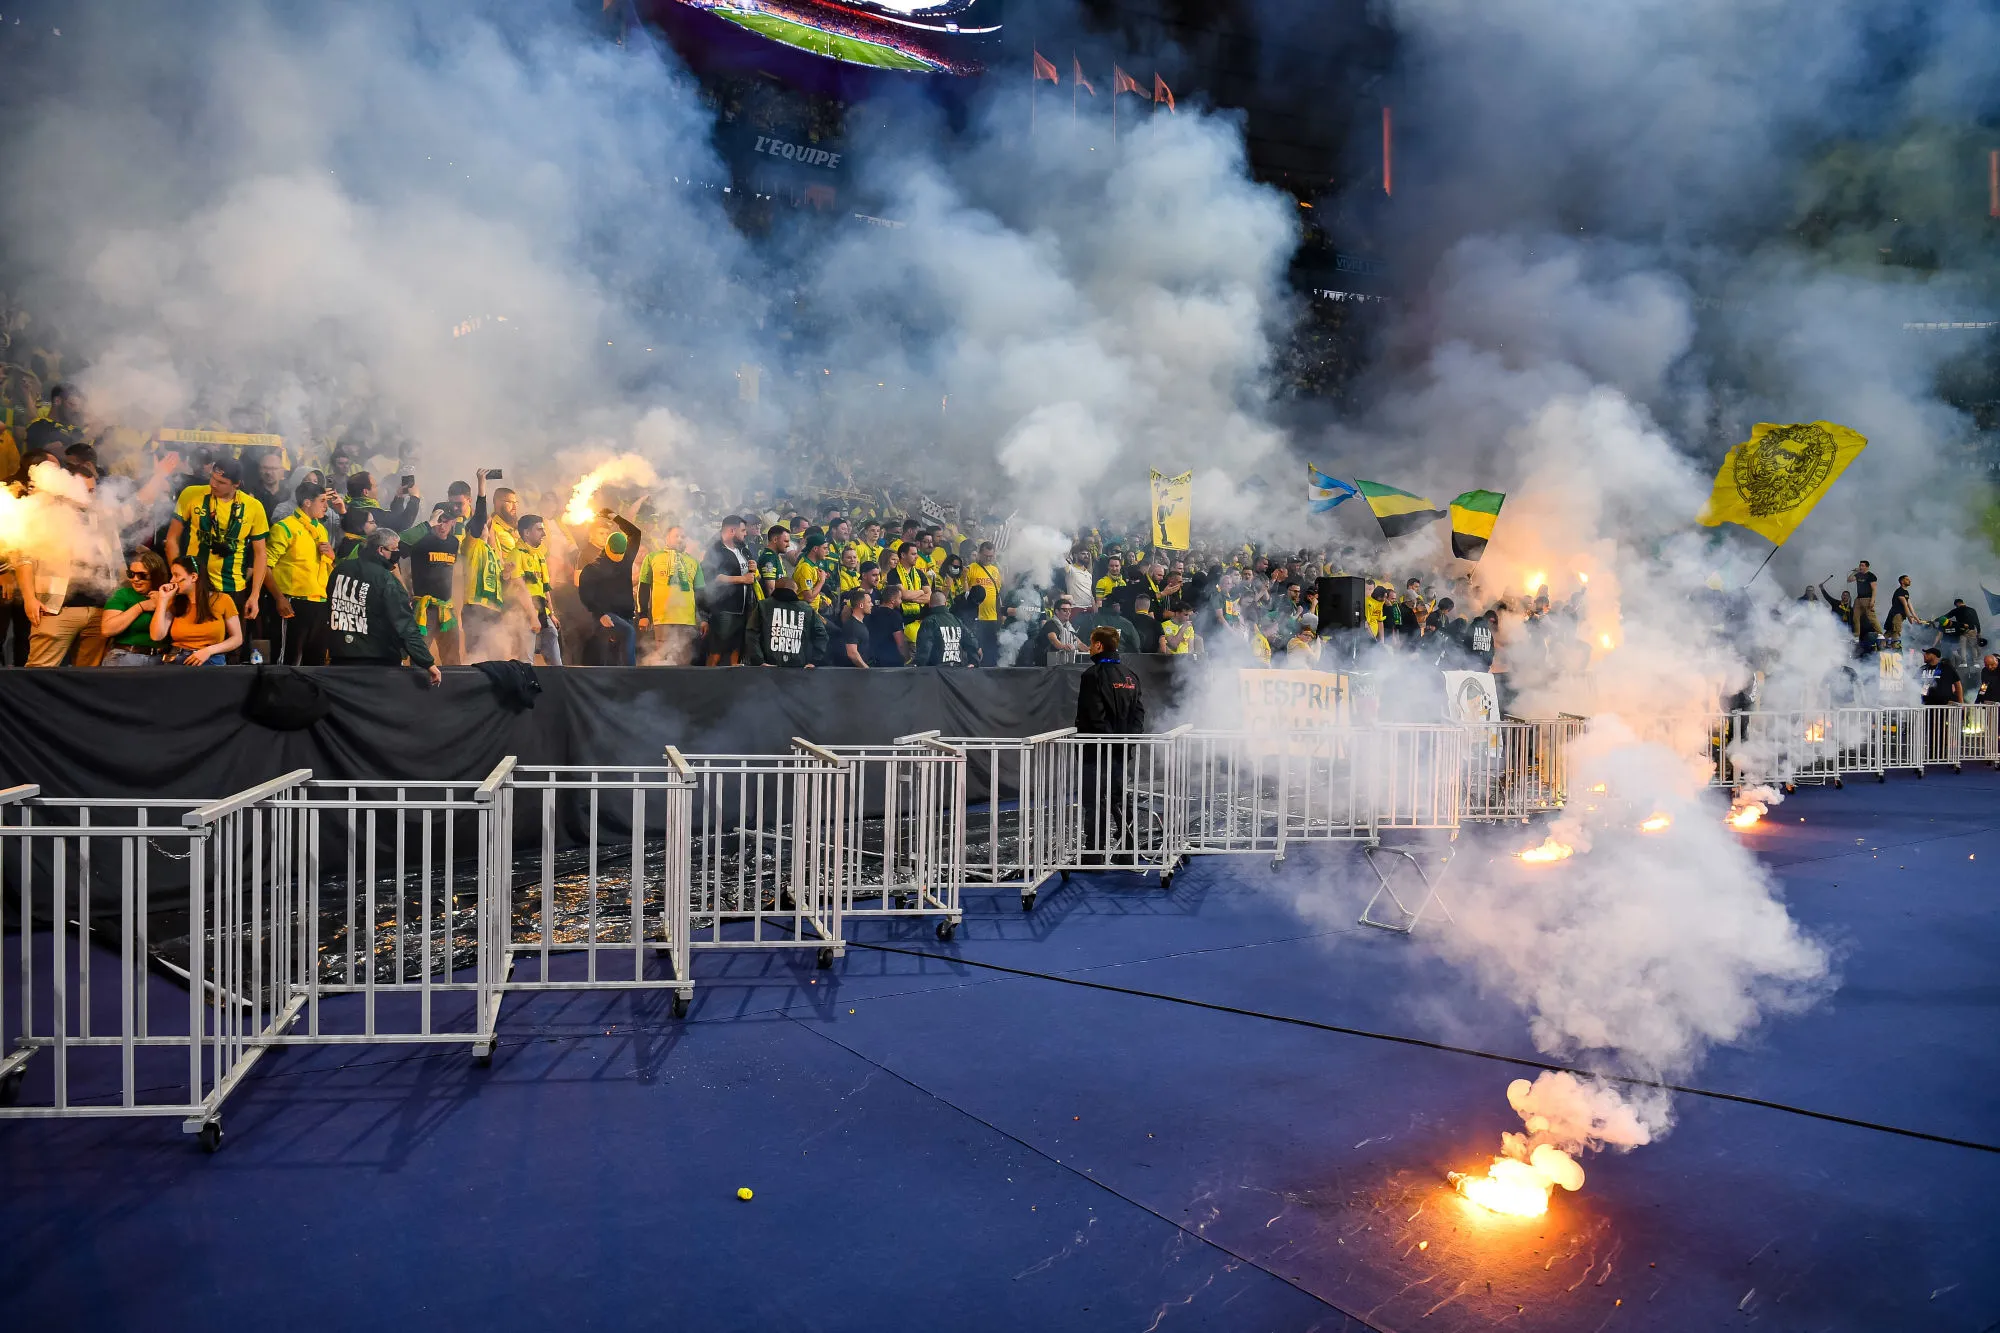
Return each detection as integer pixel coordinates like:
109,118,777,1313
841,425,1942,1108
1072,57,1078,128
1744,544,1780,589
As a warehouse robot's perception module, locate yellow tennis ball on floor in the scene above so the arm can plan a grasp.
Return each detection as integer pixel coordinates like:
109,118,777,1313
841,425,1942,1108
737,1187,754,1201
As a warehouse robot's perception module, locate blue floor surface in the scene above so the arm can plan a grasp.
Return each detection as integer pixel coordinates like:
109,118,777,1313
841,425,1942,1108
3,773,1998,1331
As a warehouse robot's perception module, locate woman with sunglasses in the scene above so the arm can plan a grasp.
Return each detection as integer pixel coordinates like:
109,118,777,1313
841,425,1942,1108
149,554,243,666
99,549,170,666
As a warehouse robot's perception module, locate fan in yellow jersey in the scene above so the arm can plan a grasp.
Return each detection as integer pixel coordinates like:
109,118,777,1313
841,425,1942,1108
963,540,1003,667
459,476,511,659
791,529,835,613
514,512,561,666
889,543,931,639
264,482,335,664
166,456,269,626
1159,602,1197,655
1093,555,1124,605
637,527,706,665
835,545,863,596
852,520,884,567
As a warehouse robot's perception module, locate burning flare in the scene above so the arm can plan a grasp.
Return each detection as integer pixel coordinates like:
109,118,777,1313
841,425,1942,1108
563,453,659,527
1451,1147,1581,1218
1638,812,1672,833
1450,1074,1651,1218
1518,836,1574,864
1727,798,1766,829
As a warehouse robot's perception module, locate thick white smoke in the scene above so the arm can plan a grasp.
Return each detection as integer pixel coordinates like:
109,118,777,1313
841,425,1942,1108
1296,0,1992,1166
2,0,766,492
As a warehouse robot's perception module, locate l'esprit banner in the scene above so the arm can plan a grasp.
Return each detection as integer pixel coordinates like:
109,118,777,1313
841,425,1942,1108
157,429,284,448
155,429,289,467
1239,668,1351,730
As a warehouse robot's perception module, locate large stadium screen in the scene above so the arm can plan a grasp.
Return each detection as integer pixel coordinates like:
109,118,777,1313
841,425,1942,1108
655,0,1000,76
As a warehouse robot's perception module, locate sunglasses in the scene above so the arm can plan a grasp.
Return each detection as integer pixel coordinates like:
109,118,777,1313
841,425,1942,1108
127,569,152,581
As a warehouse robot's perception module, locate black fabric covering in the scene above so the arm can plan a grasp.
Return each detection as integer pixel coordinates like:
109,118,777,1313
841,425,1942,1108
0,660,1191,798
242,665,333,732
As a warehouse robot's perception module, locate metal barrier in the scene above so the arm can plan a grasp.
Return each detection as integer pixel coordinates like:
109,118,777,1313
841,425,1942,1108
265,765,511,1060
1177,730,1359,863
1461,718,1585,821
1959,704,2000,767
1877,707,1927,775
936,729,1070,911
1041,727,1192,883
0,774,312,1149
502,762,696,1019
811,735,967,940
677,745,846,968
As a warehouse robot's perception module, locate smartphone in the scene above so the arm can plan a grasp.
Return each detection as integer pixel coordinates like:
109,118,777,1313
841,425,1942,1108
402,474,416,487
485,469,504,480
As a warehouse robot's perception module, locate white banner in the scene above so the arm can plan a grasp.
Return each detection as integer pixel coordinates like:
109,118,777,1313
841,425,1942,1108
1441,671,1499,724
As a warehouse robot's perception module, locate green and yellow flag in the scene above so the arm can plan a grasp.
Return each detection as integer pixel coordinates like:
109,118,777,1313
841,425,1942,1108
1698,421,1867,545
1151,469,1192,551
1356,480,1446,539
1448,489,1505,561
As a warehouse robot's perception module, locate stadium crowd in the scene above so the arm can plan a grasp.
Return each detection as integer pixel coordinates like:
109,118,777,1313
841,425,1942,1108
3,378,1993,702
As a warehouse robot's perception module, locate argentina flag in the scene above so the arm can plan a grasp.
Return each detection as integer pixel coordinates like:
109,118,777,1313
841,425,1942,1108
1307,464,1359,513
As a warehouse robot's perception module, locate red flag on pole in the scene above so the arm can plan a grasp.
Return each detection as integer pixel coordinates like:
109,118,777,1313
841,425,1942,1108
1112,65,1141,96
1153,74,1175,112
1033,50,1059,83
1073,55,1095,96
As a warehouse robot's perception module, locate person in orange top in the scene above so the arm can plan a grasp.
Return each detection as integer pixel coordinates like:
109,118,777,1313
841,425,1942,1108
149,555,243,666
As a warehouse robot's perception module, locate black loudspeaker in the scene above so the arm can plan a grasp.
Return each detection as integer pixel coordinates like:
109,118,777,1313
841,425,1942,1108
1318,575,1367,631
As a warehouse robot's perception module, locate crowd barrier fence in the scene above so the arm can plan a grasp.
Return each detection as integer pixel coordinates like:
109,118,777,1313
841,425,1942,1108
812,736,967,940
935,730,1070,911
14,702,2000,1146
0,775,314,1149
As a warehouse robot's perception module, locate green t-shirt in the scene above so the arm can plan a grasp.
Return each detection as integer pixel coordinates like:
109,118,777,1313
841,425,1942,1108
103,585,155,649
757,549,788,593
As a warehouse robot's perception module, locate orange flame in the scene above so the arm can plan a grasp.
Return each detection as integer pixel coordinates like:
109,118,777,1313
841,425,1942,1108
1587,783,1607,793
1727,801,1765,830
1450,1160,1550,1217
1638,813,1672,833
1518,837,1574,864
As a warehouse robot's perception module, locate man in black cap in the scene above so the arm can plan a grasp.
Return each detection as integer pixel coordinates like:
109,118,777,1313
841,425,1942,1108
327,528,440,685
1920,644,1961,706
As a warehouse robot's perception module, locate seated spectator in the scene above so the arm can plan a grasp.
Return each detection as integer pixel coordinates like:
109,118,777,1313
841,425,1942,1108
99,548,169,666
151,554,242,666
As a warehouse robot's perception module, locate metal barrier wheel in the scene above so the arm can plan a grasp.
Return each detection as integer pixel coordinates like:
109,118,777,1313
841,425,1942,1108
671,992,690,1019
816,947,835,970
1021,889,1037,912
935,920,957,942
198,1121,223,1153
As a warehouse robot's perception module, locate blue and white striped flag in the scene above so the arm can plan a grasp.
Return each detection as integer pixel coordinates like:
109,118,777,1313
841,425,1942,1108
1307,464,1359,513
